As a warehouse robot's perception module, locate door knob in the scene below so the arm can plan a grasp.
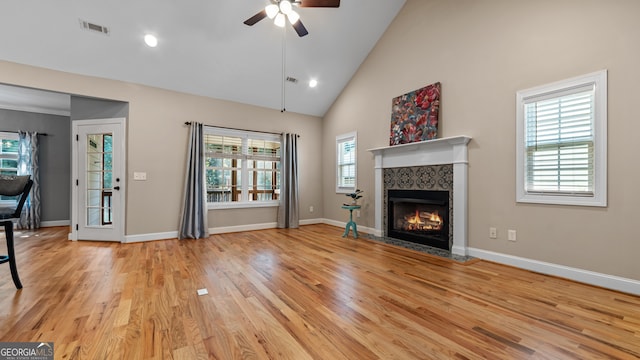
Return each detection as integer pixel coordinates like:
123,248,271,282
114,186,121,191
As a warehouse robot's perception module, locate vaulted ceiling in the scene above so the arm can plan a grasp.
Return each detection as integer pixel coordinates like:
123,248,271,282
0,0,406,117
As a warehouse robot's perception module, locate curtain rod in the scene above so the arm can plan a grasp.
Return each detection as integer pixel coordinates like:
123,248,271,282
1,130,48,136
184,122,299,137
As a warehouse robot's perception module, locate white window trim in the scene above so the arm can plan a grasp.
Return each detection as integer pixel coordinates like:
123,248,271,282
336,131,357,193
204,126,281,210
516,70,607,207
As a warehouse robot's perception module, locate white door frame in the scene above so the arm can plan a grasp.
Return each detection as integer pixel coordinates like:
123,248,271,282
69,118,126,242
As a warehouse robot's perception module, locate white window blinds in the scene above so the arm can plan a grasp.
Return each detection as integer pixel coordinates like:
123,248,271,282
336,132,357,192
516,69,607,207
524,85,595,195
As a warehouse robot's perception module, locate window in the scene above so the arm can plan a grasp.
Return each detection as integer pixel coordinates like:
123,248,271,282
87,134,113,225
516,70,607,206
204,127,281,208
0,132,19,205
336,132,357,193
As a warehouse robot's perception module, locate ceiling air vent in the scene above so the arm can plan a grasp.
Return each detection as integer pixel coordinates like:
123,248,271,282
79,19,110,35
286,76,299,84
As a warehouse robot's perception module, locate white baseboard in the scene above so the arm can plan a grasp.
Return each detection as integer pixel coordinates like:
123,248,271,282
124,231,178,243
123,219,324,243
211,218,330,232
211,217,375,236
209,222,277,234
467,247,640,296
451,245,467,257
320,218,376,235
299,218,324,225
322,218,344,228
40,220,71,227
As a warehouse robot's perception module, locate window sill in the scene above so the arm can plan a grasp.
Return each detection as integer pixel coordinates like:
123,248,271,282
336,188,356,194
208,201,280,210
517,193,606,207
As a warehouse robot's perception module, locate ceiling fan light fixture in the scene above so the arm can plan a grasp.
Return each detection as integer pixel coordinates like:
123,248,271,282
279,0,293,15
287,10,300,25
274,13,286,27
265,4,279,19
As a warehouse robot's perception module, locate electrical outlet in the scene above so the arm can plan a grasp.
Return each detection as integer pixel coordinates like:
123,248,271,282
309,206,314,213
133,172,147,181
508,229,517,242
356,210,361,218
489,227,497,239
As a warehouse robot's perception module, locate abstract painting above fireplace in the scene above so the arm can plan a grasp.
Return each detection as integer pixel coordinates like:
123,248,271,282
390,82,441,145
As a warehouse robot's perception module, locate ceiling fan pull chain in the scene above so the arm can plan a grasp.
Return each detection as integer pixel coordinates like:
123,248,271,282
281,26,287,113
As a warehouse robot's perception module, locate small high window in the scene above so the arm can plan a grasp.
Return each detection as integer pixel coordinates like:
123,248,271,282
336,132,357,193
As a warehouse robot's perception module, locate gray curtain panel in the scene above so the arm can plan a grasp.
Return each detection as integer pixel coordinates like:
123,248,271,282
17,131,40,229
178,122,209,239
277,133,299,228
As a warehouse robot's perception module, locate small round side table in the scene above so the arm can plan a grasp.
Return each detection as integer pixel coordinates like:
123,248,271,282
341,205,361,239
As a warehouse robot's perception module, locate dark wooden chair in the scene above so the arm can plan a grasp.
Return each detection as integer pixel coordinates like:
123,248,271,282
0,175,33,289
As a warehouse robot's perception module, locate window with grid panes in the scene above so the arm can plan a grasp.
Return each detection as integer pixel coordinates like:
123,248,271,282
336,132,357,193
516,70,607,207
0,132,20,205
204,127,281,208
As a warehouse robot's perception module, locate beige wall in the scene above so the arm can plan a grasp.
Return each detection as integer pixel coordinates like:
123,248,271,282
323,0,640,280
0,60,323,235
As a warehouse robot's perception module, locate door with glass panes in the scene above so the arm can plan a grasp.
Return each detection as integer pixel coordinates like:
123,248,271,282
73,119,124,242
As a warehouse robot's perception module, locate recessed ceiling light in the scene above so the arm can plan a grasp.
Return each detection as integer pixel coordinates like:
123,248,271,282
309,79,318,88
144,34,158,47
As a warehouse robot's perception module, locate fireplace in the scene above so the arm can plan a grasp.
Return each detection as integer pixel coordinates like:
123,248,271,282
387,189,450,250
369,136,471,255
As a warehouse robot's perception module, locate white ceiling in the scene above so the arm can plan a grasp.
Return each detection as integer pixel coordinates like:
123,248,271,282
0,84,71,116
0,0,406,117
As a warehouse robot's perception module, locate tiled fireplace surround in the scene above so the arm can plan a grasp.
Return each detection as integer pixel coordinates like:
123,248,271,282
384,165,454,250
369,136,471,256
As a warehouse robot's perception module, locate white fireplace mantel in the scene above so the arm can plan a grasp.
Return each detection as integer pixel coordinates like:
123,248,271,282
368,136,471,256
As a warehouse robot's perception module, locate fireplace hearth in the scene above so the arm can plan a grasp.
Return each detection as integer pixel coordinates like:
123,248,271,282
387,189,450,250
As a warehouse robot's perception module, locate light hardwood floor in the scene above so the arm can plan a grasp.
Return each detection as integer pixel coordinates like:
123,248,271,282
1,224,639,359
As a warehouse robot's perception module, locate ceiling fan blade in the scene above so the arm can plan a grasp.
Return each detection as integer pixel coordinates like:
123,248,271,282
243,10,267,26
292,20,309,37
297,0,340,7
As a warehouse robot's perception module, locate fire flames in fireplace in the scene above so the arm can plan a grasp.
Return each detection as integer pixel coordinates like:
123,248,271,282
401,210,443,231
387,189,450,250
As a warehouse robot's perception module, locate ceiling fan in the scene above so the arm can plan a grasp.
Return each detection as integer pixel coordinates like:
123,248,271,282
243,0,340,37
